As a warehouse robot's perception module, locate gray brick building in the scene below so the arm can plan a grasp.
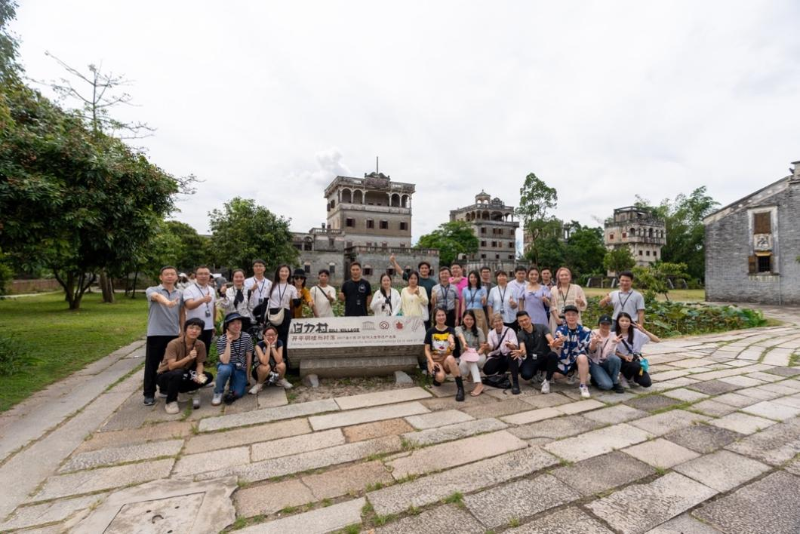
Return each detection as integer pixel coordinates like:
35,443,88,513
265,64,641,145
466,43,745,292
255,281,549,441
450,191,519,263
704,161,800,305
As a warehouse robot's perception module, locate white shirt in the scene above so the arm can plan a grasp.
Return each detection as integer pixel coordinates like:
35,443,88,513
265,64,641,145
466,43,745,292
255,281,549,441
268,282,298,309
488,284,517,324
370,288,402,317
245,276,272,306
183,283,216,331
310,285,336,317
508,279,527,303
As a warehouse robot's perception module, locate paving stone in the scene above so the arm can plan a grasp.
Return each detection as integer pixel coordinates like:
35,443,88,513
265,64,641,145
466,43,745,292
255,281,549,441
426,381,458,397
593,391,641,404
688,380,742,395
742,400,800,421
404,409,473,429
736,386,781,400
368,446,559,515
725,419,800,465
719,375,765,388
786,458,800,476
660,388,709,403
462,398,538,418
551,451,656,497
622,438,700,469
199,398,339,432
624,395,683,413
59,439,184,473
421,394,496,412
507,415,603,440
218,392,260,415
387,430,527,479
464,474,580,528
774,395,800,409
710,412,777,435
0,494,108,531
758,382,799,395
656,377,700,388
251,428,346,461
587,472,717,534
76,421,193,453
334,387,430,410
302,460,393,500
694,472,800,534
394,370,414,385
691,399,739,417
237,497,365,534
544,423,653,463
646,513,725,534
504,507,615,534
34,459,175,501
673,450,771,492
763,348,792,366
664,424,743,454
629,410,711,437
198,436,402,483
256,386,289,408
309,401,429,431
556,399,606,414
765,366,800,377
174,445,251,477
670,359,721,369
376,504,484,534
184,418,312,454
234,479,315,517
518,392,573,408
583,404,649,425
342,418,415,442
712,392,760,408
402,417,508,446
649,370,691,381
501,407,562,425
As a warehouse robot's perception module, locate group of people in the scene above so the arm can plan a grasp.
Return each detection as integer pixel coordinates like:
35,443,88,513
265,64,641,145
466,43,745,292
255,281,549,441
143,258,660,413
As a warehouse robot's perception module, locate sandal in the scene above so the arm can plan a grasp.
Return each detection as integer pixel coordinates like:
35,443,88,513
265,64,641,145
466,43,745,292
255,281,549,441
471,383,484,397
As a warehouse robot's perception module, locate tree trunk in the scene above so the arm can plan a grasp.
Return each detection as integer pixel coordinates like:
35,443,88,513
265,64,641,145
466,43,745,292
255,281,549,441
99,271,115,304
131,271,139,299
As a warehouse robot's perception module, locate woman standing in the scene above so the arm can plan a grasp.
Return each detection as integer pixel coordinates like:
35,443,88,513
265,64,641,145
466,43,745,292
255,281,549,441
523,267,551,326
549,267,588,333
266,265,297,380
461,270,488,336
487,271,518,329
371,273,402,316
219,269,254,332
456,310,489,396
614,312,659,388
291,269,314,319
400,271,429,318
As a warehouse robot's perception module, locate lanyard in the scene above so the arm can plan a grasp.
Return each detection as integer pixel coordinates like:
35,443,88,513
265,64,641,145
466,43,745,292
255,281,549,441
498,285,507,309
254,278,266,299
228,336,244,361
618,290,633,312
274,283,288,308
467,287,479,307
194,283,210,311
558,284,572,309
440,285,451,309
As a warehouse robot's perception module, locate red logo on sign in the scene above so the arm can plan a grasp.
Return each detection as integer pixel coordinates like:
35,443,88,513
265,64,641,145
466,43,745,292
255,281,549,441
395,321,404,330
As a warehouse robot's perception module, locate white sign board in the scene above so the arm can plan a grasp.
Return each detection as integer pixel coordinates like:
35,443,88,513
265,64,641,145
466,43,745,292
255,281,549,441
287,316,427,350
754,234,772,251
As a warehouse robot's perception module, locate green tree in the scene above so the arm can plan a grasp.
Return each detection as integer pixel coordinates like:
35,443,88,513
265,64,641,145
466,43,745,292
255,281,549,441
604,247,635,275
632,262,689,301
0,0,19,80
209,198,298,274
516,173,560,267
163,221,210,273
564,221,606,277
417,220,479,267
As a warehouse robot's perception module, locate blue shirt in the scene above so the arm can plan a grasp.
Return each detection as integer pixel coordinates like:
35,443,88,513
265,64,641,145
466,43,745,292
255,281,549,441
554,323,591,374
462,287,487,310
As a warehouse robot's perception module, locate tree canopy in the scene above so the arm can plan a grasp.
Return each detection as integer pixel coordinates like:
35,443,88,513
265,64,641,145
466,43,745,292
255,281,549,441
417,220,479,267
604,246,636,275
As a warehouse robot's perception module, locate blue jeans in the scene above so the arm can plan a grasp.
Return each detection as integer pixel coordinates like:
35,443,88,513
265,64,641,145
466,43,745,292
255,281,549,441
589,355,622,390
215,363,248,398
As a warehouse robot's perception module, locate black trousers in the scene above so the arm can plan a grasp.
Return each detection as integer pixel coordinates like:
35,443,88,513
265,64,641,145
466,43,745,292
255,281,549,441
199,329,214,355
144,335,177,397
621,359,652,387
484,352,559,382
157,369,214,403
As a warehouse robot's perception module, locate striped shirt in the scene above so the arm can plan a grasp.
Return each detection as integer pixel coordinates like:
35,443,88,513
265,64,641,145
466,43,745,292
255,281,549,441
216,333,254,368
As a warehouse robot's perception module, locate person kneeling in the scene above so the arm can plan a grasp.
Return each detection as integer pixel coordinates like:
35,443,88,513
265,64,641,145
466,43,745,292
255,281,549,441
483,313,521,394
550,305,592,399
157,318,214,414
249,325,290,394
588,315,625,393
424,308,466,402
212,312,254,406
614,312,659,389
511,311,559,394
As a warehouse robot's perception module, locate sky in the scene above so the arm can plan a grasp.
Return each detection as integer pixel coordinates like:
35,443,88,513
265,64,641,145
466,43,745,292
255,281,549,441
11,1,800,244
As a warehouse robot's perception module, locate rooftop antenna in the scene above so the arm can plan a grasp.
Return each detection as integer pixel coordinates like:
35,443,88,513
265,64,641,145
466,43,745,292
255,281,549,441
376,156,379,174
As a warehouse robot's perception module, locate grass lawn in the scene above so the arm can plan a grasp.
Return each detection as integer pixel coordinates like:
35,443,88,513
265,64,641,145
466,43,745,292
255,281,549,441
583,288,705,302
0,292,148,412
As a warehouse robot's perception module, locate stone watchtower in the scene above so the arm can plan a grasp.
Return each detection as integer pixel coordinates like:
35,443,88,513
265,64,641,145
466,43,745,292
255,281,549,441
324,171,414,249
450,191,519,262
604,206,667,270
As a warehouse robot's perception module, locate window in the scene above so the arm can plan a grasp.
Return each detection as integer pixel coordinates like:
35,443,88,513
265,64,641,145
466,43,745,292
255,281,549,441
304,263,311,274
400,243,406,249
380,220,389,230
610,233,615,241
387,268,395,276
639,250,643,256
346,218,355,227
509,242,514,248
622,232,627,238
491,241,497,247
757,255,771,273
508,255,514,260
480,240,486,247
481,227,486,234
364,266,373,276
366,219,374,229
481,254,486,259
400,222,408,231
366,242,372,247
382,242,388,249
754,212,771,234
653,250,658,257
346,241,353,248
329,264,336,275
495,254,500,259
646,250,650,256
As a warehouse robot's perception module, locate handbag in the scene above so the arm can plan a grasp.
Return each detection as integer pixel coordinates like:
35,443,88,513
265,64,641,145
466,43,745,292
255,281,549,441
268,307,285,325
461,347,480,363
483,374,511,389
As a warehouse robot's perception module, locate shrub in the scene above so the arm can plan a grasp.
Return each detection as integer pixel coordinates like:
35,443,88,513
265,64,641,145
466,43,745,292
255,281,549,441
0,334,34,376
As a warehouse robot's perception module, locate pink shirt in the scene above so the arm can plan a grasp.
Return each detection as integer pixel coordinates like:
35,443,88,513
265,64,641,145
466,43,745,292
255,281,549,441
449,277,469,300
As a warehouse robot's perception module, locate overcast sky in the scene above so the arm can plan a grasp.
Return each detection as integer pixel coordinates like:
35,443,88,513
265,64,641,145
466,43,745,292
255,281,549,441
12,1,800,243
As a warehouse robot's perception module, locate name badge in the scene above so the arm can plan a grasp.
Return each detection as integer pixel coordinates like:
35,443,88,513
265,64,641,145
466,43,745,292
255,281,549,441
205,309,211,317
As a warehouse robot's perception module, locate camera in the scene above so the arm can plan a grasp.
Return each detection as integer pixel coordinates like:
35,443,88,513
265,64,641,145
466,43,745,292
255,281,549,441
267,371,280,386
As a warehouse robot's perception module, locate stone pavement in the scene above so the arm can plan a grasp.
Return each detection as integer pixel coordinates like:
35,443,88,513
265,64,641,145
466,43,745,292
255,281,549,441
2,317,800,533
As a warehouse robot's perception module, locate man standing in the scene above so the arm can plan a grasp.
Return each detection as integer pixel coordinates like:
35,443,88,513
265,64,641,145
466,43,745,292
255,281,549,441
430,267,460,328
143,266,184,406
508,266,528,330
310,269,337,318
183,265,217,352
245,259,272,306
339,262,372,316
599,270,646,326
480,266,493,320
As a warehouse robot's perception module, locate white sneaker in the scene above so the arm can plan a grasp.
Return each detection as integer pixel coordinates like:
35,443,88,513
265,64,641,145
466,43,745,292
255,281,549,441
541,380,550,394
249,383,263,395
279,378,294,390
580,384,591,399
165,402,180,414
619,376,631,389
211,393,223,406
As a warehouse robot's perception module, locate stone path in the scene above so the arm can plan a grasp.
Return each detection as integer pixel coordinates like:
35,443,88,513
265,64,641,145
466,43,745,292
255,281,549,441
2,311,800,533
